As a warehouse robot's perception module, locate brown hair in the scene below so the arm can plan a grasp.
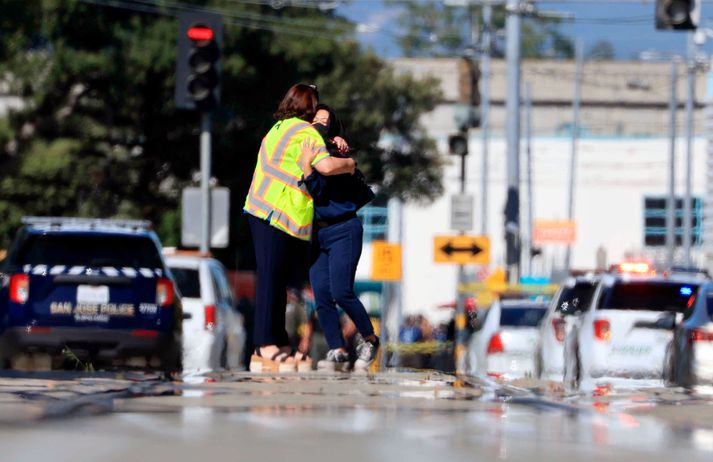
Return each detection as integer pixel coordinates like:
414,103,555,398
273,84,319,121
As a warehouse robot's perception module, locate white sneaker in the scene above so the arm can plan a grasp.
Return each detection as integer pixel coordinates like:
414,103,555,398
354,336,380,371
317,349,350,372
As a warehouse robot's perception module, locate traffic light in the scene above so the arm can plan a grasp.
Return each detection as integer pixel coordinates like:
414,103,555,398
504,187,520,266
655,0,699,30
448,133,468,156
175,12,222,110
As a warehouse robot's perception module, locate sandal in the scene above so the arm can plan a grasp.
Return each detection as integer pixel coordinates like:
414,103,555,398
293,350,313,373
249,347,297,373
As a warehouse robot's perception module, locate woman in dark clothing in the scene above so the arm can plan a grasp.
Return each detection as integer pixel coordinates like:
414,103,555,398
300,105,379,372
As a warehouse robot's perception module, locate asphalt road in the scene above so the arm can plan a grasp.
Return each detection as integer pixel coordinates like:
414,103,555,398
1,370,713,461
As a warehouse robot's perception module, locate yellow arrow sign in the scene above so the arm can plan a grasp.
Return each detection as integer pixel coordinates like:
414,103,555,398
433,235,490,265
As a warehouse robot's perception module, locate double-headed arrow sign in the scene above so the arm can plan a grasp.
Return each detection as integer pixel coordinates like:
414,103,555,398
434,235,490,265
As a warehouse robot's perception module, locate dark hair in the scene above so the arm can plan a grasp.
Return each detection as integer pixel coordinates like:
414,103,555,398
314,104,344,139
273,84,319,121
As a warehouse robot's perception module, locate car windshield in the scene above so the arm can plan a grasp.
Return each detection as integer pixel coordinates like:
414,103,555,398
16,234,163,268
170,268,201,298
599,281,698,313
500,307,546,327
555,282,596,313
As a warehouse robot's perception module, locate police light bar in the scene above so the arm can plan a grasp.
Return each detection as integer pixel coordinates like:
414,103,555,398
616,261,655,275
21,216,152,231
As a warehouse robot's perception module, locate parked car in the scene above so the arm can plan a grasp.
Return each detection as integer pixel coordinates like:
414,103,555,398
0,217,182,371
466,299,547,379
666,281,713,387
165,250,245,373
537,276,598,380
563,264,703,389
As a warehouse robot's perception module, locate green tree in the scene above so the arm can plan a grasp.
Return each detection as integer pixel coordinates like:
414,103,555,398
587,40,616,60
0,0,443,265
394,0,574,59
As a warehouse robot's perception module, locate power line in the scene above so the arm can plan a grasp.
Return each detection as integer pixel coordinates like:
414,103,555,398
77,0,355,39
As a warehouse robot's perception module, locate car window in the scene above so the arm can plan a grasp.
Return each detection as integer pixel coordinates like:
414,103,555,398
15,234,162,268
555,283,595,314
210,264,233,305
170,268,201,298
499,307,546,327
706,294,713,320
598,281,698,313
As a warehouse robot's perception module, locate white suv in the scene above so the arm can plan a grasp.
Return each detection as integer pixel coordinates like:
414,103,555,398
165,251,246,373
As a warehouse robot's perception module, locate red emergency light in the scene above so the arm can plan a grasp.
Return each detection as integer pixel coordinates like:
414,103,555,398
187,26,214,42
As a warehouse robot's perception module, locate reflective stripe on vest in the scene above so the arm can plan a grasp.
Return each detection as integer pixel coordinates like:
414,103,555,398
244,119,327,240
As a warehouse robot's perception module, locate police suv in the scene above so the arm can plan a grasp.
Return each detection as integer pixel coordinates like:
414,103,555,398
563,262,702,389
0,217,182,371
666,281,713,387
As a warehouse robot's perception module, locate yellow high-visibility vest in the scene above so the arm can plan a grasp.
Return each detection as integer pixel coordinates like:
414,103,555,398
243,117,329,240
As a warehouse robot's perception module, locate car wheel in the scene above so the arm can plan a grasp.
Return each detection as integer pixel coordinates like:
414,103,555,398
534,351,543,379
663,343,675,387
564,346,581,390
159,336,182,375
220,339,228,370
680,344,696,388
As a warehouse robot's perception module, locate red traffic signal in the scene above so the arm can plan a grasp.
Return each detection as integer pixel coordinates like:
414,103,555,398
187,26,214,43
175,13,222,111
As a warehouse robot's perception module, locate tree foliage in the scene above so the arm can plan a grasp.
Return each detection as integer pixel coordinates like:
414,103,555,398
0,0,443,266
587,40,615,61
395,0,574,59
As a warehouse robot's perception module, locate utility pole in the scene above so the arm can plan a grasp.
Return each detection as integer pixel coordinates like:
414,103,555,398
200,113,212,253
523,82,533,277
565,40,583,272
667,60,678,270
480,3,492,236
683,32,696,267
504,0,522,284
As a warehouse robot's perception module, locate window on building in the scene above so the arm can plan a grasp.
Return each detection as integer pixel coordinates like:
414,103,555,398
358,206,388,243
643,196,702,247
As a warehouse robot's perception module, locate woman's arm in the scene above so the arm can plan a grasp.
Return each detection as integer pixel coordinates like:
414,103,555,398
301,139,355,176
314,156,355,176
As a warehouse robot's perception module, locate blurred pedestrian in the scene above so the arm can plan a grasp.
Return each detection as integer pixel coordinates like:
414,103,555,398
244,84,356,373
300,104,379,372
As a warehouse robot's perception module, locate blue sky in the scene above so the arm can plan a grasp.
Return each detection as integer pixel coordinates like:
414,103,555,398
336,0,713,59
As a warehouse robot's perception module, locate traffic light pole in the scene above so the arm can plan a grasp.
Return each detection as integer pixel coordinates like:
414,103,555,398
683,32,696,267
523,82,533,277
200,112,212,253
504,0,522,284
480,3,491,237
455,148,468,374
564,40,583,272
667,60,678,271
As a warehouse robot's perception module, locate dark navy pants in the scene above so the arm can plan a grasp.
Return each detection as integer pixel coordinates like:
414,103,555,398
248,214,308,347
309,217,375,350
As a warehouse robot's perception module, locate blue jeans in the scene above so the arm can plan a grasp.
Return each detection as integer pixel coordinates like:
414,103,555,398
310,217,375,350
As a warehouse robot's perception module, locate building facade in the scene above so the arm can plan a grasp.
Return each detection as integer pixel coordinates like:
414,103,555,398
369,58,710,314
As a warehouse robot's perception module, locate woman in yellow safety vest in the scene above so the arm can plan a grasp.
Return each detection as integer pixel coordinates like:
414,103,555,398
244,84,355,373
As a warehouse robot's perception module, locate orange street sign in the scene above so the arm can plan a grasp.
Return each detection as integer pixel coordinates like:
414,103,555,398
533,220,576,245
434,235,490,265
371,241,402,281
